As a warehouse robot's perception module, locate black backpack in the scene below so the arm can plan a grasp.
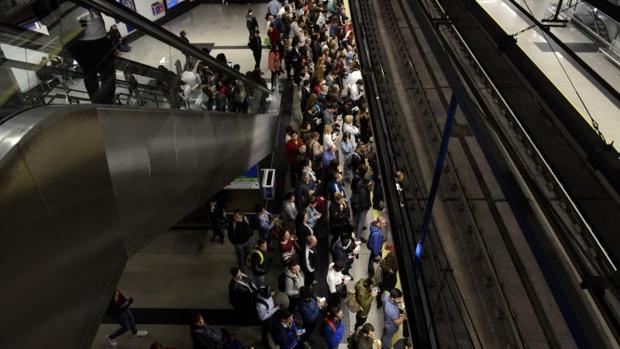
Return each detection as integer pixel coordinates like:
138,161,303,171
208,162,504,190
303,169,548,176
277,273,292,292
246,16,255,30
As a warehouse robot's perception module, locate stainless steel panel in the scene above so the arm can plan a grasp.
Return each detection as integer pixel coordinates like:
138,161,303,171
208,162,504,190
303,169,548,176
0,104,278,348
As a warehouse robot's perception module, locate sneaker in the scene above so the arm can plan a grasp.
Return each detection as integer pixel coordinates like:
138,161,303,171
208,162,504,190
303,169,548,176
106,335,118,347
133,330,148,338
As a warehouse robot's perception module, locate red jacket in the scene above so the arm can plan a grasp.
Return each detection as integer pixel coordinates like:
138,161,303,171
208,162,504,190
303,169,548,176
285,139,302,165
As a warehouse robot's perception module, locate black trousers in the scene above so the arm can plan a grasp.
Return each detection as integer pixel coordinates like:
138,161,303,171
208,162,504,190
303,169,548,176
253,51,262,69
260,317,273,349
68,37,116,104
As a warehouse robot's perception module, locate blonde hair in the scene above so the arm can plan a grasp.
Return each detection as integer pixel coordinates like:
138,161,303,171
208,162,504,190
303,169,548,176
344,114,354,124
324,123,333,134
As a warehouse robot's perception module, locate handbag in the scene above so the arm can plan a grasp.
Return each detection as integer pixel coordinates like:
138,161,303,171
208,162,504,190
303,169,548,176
346,292,362,313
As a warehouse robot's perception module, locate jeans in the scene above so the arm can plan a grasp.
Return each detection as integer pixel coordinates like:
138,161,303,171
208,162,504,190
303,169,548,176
355,209,368,238
234,240,251,268
109,309,137,339
382,325,398,349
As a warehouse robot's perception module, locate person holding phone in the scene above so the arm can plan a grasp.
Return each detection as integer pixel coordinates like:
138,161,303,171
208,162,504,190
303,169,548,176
272,310,302,349
256,286,280,349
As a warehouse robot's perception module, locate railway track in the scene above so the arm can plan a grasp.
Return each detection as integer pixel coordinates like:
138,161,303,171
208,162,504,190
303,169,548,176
349,0,620,347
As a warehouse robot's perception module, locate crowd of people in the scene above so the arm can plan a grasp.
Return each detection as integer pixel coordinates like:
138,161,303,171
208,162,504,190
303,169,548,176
102,1,414,348
224,1,412,348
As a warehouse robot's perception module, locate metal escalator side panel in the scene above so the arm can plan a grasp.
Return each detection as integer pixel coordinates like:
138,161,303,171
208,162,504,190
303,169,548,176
0,106,127,349
0,105,279,348
97,107,278,253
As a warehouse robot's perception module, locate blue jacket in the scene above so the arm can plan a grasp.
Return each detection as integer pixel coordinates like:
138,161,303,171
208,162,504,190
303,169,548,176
299,298,320,325
367,223,383,256
273,321,299,349
321,318,344,349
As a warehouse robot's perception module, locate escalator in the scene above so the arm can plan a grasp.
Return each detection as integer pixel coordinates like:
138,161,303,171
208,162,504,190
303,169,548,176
0,1,279,348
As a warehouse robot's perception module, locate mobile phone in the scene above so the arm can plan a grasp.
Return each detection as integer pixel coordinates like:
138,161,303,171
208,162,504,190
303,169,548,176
319,297,326,303
297,329,306,335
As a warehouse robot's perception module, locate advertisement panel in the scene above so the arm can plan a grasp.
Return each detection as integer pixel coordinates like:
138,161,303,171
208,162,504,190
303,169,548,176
225,165,261,190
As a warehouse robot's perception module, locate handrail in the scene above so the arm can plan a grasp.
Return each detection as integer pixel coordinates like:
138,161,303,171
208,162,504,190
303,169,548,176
74,0,272,96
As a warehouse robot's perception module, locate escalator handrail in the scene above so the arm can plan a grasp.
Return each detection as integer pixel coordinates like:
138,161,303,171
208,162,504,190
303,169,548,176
75,0,272,96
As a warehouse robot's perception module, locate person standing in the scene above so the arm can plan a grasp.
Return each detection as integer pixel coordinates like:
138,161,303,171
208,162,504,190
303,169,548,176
352,178,372,240
228,209,252,268
105,288,148,346
381,289,407,349
268,46,281,91
179,30,193,69
245,9,259,36
266,0,282,17
283,261,305,311
367,216,386,276
300,235,318,285
256,205,275,247
206,198,226,244
250,238,269,287
320,306,345,349
256,286,280,349
349,323,380,349
68,9,116,104
228,267,257,320
248,30,263,70
272,310,302,349
298,286,321,341
354,278,379,331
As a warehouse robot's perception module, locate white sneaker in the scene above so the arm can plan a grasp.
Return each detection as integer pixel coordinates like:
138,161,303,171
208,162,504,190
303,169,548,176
133,330,148,338
106,335,118,347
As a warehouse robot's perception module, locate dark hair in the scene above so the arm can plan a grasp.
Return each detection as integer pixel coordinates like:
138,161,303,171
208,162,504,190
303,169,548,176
360,323,375,335
279,309,293,320
257,238,267,246
327,306,341,319
255,204,264,214
234,208,242,215
285,192,295,200
300,285,314,299
191,312,203,324
390,288,403,299
333,260,343,271
230,267,240,276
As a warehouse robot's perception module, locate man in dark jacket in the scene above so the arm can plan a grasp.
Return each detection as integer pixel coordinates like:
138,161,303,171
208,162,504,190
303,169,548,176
367,216,386,276
228,267,257,321
245,9,259,36
228,209,252,267
248,29,262,69
300,235,318,285
206,198,226,244
272,309,301,349
250,238,269,287
351,178,372,240
190,313,223,349
105,288,148,346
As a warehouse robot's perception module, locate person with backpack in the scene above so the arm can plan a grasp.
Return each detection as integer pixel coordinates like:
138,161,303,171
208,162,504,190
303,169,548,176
351,178,372,240
367,216,386,277
298,286,321,342
348,323,380,349
248,29,263,70
249,238,269,287
256,286,280,349
245,9,259,36
272,309,302,349
281,261,305,311
300,235,318,286
190,313,223,349
326,260,350,306
320,306,345,349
